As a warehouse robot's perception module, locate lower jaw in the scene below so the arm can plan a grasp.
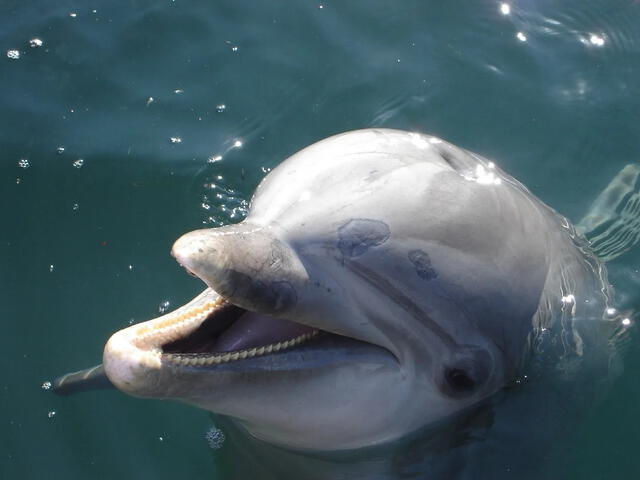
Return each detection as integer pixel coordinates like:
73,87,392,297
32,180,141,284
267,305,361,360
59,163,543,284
163,333,396,372
162,329,321,367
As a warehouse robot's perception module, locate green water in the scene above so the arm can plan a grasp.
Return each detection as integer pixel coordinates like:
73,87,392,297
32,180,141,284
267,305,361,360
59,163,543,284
2,0,640,478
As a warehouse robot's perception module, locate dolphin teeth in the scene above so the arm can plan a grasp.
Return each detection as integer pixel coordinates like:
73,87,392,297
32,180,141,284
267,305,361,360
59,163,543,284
133,294,226,350
129,289,321,367
163,329,321,367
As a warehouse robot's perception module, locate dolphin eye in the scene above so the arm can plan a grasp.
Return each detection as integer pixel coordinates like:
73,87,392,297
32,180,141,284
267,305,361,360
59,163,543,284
441,348,491,398
444,368,476,395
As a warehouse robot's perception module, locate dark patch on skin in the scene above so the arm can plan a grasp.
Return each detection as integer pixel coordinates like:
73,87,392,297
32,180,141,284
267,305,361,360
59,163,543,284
337,219,391,258
435,144,473,174
220,270,297,314
265,281,297,312
408,250,438,281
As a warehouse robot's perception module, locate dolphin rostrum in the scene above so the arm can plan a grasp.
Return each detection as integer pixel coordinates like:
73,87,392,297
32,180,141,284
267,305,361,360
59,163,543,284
54,129,637,451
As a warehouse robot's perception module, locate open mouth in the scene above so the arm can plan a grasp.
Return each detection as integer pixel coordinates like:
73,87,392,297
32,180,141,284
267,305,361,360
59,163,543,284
119,285,395,371
125,288,343,368
160,295,321,366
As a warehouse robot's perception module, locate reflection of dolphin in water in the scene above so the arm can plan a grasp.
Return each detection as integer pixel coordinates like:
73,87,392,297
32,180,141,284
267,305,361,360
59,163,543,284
54,130,638,471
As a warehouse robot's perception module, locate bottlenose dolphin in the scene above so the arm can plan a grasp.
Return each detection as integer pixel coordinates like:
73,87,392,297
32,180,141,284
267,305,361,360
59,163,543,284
54,129,637,452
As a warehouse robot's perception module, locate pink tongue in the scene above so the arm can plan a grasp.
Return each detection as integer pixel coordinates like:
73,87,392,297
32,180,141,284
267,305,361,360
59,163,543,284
212,311,315,352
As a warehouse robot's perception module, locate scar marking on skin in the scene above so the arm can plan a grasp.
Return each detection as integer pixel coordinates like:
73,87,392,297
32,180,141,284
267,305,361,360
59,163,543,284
337,219,391,258
408,250,438,280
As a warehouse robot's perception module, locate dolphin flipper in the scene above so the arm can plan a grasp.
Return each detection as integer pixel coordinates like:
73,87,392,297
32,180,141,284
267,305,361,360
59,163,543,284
577,164,640,261
52,364,114,395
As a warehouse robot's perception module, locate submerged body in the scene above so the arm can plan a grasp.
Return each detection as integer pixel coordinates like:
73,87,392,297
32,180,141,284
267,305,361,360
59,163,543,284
57,129,633,452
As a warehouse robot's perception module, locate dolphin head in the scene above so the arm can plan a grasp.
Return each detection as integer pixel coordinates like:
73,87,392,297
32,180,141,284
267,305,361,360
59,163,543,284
104,129,552,450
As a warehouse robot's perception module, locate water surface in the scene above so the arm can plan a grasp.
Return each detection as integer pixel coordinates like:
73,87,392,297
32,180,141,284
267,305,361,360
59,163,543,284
2,0,640,478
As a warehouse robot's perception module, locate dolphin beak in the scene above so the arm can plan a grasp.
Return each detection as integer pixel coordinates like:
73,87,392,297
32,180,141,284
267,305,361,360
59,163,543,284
171,223,306,315
102,225,322,386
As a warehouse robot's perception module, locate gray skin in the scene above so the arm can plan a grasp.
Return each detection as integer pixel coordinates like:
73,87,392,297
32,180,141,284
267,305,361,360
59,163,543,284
102,129,613,451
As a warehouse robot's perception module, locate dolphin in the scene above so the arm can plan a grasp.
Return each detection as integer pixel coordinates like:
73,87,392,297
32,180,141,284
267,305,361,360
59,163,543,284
54,129,637,452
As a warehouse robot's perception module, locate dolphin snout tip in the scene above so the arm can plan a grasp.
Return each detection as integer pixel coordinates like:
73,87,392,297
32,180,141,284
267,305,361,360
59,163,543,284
170,237,183,261
170,230,221,281
170,236,188,268
171,231,203,264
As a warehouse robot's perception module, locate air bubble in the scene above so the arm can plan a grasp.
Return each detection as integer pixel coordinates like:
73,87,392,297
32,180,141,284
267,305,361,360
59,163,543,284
56,146,65,154
7,50,20,60
216,104,226,112
29,38,43,48
47,411,56,418
170,137,182,144
41,381,52,390
72,158,84,168
159,300,170,314
18,159,30,169
205,426,225,449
